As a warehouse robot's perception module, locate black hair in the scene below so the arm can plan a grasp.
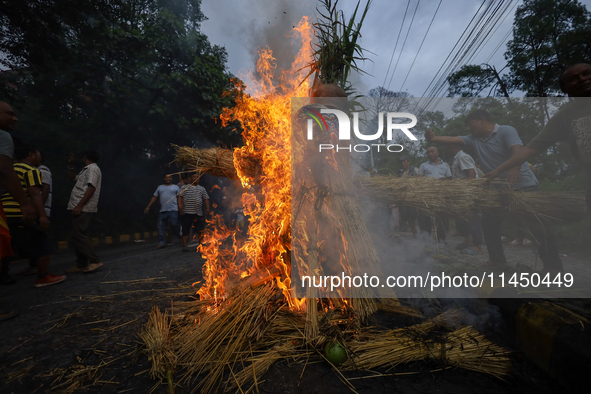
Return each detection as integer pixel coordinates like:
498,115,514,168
465,109,492,123
15,143,38,161
559,63,590,91
82,149,100,163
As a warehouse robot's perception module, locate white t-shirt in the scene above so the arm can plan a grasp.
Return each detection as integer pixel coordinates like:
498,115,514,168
38,164,52,217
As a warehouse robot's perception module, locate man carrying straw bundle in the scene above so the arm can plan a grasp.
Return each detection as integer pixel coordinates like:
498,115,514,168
484,63,591,231
426,109,563,273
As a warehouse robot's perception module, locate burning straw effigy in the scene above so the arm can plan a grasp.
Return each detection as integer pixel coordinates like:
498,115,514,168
140,3,518,392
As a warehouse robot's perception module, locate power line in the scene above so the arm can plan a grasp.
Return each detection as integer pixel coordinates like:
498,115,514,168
475,0,519,62
419,0,519,113
381,0,412,89
415,0,489,109
385,0,421,92
397,0,442,93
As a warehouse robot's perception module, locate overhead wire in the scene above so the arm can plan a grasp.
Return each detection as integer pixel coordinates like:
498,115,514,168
475,0,520,63
418,0,520,114
385,0,422,92
381,0,412,89
422,0,512,110
417,0,499,113
424,0,505,98
414,0,489,110
397,0,443,93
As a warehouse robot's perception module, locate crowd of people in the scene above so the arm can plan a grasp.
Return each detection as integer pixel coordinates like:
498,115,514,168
0,99,224,322
144,172,211,252
1,62,589,321
0,100,105,320
399,63,591,273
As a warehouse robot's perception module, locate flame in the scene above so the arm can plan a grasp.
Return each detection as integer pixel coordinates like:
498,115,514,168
196,17,314,309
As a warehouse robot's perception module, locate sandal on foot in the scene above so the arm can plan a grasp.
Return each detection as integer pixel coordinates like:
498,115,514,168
461,247,479,255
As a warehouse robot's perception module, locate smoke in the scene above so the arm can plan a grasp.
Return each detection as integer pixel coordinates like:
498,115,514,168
200,0,315,90
245,0,314,83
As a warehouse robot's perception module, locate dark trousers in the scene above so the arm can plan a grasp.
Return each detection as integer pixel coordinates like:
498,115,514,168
481,212,562,270
72,212,99,268
456,214,483,246
419,214,446,242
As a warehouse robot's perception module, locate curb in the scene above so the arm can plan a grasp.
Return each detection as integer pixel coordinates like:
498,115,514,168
56,231,158,250
491,293,591,392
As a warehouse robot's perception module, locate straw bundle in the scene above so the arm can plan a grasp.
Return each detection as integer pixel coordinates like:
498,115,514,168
442,326,512,379
173,283,297,393
347,310,511,379
358,175,587,227
173,145,256,180
141,295,513,393
138,306,176,380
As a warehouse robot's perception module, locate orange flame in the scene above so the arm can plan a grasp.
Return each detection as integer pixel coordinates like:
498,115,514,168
197,17,314,308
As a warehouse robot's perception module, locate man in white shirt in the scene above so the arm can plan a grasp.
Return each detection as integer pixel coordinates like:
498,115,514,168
417,147,451,243
65,150,103,273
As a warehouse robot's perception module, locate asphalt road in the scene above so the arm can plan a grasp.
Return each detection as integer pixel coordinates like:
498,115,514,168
0,239,565,393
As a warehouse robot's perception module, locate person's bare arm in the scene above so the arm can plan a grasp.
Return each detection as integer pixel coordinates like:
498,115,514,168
0,155,37,223
67,153,77,182
144,196,158,214
424,129,464,145
505,145,525,184
484,145,540,182
72,184,95,216
204,199,210,215
27,184,50,231
177,195,183,214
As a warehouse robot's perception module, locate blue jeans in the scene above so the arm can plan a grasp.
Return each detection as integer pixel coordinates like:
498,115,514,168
157,211,180,246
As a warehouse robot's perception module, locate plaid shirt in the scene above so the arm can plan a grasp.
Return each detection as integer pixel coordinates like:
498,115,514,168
68,163,102,213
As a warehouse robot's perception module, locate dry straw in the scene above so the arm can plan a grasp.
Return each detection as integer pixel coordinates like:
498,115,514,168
139,285,512,393
358,175,586,227
173,145,255,180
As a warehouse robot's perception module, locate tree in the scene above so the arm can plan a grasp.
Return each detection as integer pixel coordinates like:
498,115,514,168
447,64,512,101
505,0,591,97
0,0,242,237
443,0,590,184
447,0,591,98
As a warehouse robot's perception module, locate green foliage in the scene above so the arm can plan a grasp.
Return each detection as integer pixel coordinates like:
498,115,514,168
506,0,591,97
447,65,499,97
0,0,242,233
303,0,372,94
447,0,591,98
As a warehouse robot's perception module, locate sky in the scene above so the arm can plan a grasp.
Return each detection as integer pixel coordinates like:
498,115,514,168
199,0,591,99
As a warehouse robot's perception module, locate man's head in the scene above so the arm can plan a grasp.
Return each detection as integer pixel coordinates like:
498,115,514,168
465,109,493,137
426,146,439,163
15,143,42,167
559,63,591,97
446,142,462,156
399,155,410,170
82,150,100,165
311,83,347,98
0,101,18,131
163,174,173,185
310,83,348,112
190,173,199,184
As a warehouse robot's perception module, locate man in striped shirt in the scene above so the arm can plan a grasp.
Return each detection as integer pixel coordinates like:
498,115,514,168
179,173,210,252
1,144,65,287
